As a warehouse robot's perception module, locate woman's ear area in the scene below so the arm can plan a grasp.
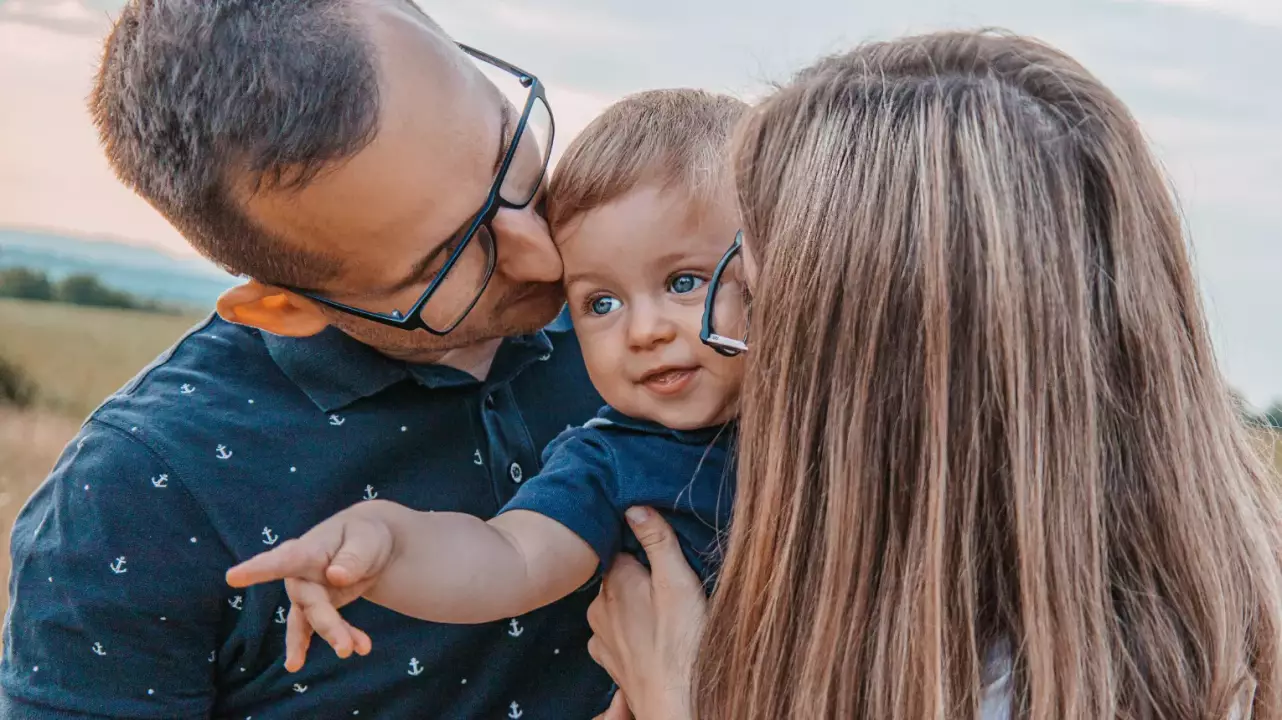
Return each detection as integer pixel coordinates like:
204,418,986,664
216,280,331,337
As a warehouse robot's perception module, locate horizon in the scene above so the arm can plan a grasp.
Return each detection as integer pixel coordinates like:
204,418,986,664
0,0,1278,405
0,222,212,263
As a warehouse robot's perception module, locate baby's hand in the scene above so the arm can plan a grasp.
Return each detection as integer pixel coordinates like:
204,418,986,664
277,576,373,671
225,501,397,670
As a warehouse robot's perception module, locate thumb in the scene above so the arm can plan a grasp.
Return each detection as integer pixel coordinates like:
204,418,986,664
324,516,394,587
624,507,702,596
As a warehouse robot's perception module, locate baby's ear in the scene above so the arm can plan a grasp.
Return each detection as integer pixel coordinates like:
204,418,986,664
216,280,330,337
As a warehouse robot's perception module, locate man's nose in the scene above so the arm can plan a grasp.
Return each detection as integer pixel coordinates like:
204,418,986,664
490,205,562,285
626,300,678,350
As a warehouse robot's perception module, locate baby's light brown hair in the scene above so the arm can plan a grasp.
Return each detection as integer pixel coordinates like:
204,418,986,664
548,89,748,234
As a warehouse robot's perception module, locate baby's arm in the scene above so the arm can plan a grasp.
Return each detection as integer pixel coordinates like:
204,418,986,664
227,429,618,668
367,503,598,623
227,499,599,668
371,428,623,622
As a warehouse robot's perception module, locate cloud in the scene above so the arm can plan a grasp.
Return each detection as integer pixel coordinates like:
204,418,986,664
0,20,191,256
1122,0,1282,27
478,2,643,44
419,0,640,48
543,86,615,166
0,0,109,34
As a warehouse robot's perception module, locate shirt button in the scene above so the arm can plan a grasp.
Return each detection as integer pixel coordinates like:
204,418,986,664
509,462,524,483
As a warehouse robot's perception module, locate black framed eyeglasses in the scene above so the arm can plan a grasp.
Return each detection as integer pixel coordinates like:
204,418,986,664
701,230,750,356
288,43,555,335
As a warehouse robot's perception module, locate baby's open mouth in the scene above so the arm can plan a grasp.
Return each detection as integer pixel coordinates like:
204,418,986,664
639,366,699,395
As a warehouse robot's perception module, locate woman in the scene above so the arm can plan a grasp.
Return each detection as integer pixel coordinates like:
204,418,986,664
587,31,1282,719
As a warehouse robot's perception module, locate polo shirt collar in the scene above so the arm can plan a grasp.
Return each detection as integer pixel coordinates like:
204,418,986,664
263,328,410,413
263,326,557,413
590,405,733,445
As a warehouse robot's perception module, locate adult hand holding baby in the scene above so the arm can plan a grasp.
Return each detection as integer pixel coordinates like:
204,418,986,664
588,507,706,720
226,501,398,671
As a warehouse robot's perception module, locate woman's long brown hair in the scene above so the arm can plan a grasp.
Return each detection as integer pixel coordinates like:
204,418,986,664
697,31,1282,719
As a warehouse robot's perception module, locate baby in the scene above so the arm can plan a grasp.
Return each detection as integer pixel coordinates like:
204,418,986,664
227,89,749,670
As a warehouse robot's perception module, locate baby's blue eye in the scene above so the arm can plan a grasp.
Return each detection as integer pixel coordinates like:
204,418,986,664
668,274,706,295
589,296,622,315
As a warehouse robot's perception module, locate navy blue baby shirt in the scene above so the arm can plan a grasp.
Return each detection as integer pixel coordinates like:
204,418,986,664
501,406,736,585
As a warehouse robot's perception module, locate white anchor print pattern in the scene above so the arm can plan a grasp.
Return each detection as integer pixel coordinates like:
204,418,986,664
507,619,524,638
150,474,168,488
293,683,308,694
508,701,524,719
275,607,287,625
110,557,127,574
228,595,244,611
261,527,279,545
179,384,196,395
363,485,378,501
328,414,345,427
473,449,484,466
215,445,233,460
91,642,106,656
407,658,423,676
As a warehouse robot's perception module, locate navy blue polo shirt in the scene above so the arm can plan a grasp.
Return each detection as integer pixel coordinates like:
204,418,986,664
1,312,612,719
501,407,736,586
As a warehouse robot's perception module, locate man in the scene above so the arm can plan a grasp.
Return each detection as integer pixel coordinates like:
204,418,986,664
0,0,612,717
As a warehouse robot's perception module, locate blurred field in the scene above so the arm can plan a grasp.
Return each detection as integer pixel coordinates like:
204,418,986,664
0,298,202,619
0,297,203,417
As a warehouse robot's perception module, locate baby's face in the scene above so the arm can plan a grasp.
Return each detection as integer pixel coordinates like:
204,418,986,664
557,184,745,430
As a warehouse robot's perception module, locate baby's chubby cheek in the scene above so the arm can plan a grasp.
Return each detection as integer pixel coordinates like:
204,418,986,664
576,340,636,411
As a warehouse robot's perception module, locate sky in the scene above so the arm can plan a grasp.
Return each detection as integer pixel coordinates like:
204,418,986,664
0,0,1278,406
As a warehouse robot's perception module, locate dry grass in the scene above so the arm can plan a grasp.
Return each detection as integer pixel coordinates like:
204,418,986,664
0,298,203,417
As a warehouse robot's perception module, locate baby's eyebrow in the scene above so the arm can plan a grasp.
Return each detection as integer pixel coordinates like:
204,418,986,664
563,271,607,287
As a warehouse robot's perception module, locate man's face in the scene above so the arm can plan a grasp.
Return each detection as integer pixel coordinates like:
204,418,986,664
238,2,564,362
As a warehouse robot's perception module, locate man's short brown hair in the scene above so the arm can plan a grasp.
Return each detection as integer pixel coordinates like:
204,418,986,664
91,0,385,287
548,89,748,233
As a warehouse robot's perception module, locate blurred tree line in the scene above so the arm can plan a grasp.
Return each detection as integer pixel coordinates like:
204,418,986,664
0,267,175,313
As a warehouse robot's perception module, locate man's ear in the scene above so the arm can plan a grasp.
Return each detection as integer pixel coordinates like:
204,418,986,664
216,280,331,337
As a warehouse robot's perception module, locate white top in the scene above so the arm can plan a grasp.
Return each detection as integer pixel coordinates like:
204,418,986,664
980,642,1013,720
977,643,1255,719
